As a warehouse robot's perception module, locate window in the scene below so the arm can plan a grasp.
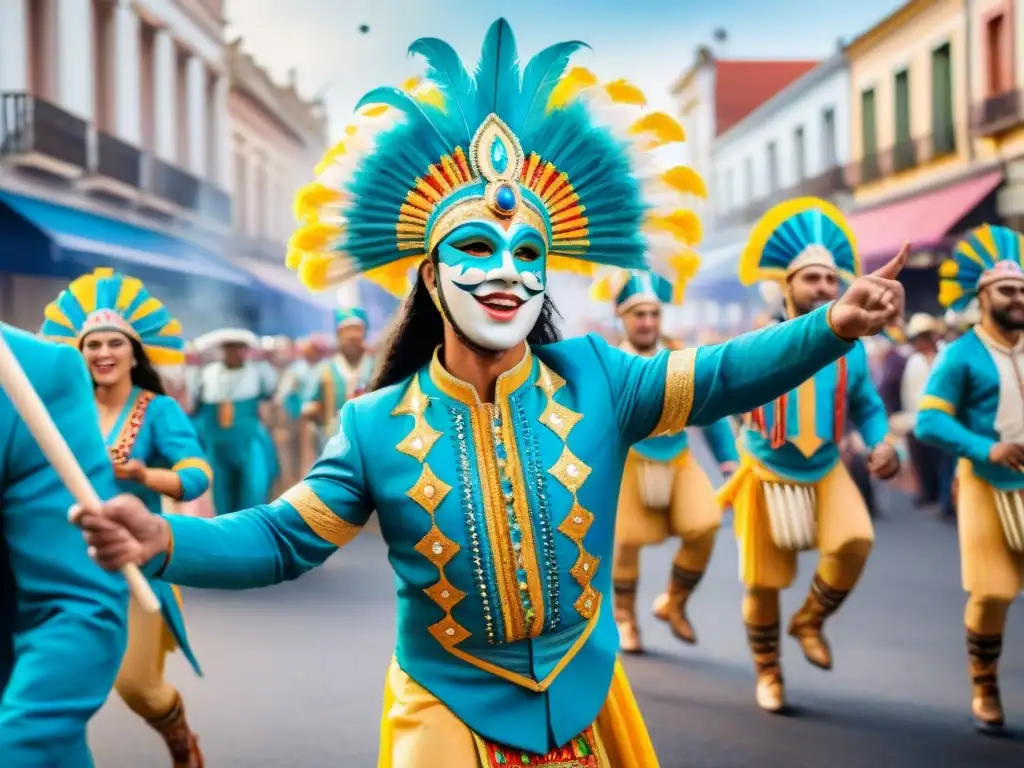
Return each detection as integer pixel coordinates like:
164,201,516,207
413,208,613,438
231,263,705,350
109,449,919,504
931,43,955,156
821,107,837,167
766,141,779,193
793,126,806,181
744,156,754,202
986,14,1008,96
894,69,914,171
860,88,880,182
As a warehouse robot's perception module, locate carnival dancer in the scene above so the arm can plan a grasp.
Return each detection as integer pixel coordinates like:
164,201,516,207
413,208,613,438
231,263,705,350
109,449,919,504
718,198,901,714
915,224,1024,733
0,325,128,766
591,267,739,652
191,328,278,515
274,337,322,486
302,306,374,449
72,20,907,767
39,268,209,767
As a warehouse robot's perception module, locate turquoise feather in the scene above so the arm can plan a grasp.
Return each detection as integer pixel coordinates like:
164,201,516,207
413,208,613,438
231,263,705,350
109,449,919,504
475,19,520,120
408,37,478,136
518,40,590,132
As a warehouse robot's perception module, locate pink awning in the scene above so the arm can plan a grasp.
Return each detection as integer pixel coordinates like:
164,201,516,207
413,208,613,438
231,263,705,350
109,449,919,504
848,169,1004,270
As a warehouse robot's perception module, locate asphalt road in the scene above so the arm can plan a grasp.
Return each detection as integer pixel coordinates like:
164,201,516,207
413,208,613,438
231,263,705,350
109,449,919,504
89,454,1024,767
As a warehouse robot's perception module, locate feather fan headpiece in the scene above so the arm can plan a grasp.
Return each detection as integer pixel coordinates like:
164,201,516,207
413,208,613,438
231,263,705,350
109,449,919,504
940,224,1024,311
287,18,706,297
590,251,700,315
39,268,184,365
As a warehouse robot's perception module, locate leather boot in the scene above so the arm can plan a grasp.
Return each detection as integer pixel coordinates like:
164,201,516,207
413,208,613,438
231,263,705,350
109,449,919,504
614,581,642,654
788,573,849,670
967,630,1005,733
652,565,703,644
147,694,205,768
746,621,785,713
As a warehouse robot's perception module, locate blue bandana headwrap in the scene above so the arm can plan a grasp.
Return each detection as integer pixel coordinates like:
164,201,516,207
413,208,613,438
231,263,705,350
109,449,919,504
39,267,184,365
335,306,368,330
286,18,706,298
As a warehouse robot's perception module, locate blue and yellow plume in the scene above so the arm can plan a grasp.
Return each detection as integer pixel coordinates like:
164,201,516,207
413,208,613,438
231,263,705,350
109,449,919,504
39,268,184,365
940,224,1024,311
335,306,368,329
739,198,859,286
288,18,705,297
590,249,700,313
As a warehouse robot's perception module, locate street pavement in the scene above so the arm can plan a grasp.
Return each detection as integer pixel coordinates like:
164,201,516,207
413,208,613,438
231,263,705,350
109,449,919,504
89,450,1024,767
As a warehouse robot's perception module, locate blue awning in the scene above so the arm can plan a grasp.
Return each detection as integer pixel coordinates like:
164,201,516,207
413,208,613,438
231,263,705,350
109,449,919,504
0,191,251,286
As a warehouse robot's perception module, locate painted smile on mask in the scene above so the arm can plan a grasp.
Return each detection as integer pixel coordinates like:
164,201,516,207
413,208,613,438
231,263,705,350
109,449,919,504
435,220,547,352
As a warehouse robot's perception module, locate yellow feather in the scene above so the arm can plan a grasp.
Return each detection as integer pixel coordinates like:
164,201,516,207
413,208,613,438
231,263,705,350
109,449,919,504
661,167,707,199
144,345,185,366
938,280,964,308
298,254,334,291
628,112,686,147
314,141,347,176
603,79,646,106
938,260,959,278
114,276,144,311
160,319,183,336
412,85,445,111
290,222,341,253
364,255,421,297
547,67,599,109
293,183,343,223
401,76,422,93
285,248,306,271
358,105,388,119
648,210,703,246
68,275,99,314
43,303,75,330
128,297,161,322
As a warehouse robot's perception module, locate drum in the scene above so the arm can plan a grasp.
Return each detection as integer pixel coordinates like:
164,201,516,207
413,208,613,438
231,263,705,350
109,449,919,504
993,490,1024,553
637,460,676,510
762,481,817,551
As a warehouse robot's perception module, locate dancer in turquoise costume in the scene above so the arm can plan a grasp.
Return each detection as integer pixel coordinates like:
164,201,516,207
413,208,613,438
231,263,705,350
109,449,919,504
40,268,208,767
72,20,907,767
719,198,901,714
0,324,127,767
303,306,374,449
191,328,278,515
915,224,1024,733
591,266,739,653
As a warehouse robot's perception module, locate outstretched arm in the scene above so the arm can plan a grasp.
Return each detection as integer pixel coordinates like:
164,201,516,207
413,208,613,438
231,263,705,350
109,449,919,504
0,341,128,762
147,400,373,589
599,304,853,444
915,350,995,463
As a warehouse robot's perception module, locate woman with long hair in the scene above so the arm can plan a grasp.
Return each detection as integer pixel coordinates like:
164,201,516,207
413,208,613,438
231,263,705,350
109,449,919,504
41,268,208,768
72,19,904,766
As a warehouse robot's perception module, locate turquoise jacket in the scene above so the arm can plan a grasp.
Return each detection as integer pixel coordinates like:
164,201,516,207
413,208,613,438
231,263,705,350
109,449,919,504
146,304,851,754
740,341,889,483
107,387,211,674
915,328,1024,491
0,326,128,767
304,354,375,437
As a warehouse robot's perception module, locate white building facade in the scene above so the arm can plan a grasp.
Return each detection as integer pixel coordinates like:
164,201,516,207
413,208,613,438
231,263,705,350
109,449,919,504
0,0,239,330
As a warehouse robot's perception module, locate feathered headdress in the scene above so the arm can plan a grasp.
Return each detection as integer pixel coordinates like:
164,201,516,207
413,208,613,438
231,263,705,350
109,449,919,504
39,267,184,365
335,307,368,330
590,250,700,314
739,198,859,286
940,224,1024,311
287,18,705,297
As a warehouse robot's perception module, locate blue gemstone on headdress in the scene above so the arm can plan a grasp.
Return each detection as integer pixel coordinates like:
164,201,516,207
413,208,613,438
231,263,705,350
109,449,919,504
490,137,509,174
495,184,516,212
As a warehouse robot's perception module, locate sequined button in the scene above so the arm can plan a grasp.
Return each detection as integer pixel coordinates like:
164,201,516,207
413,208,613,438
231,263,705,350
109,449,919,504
549,413,562,426
441,589,450,599
424,485,435,498
566,464,579,477
445,627,455,636
411,437,423,450
584,599,593,609
573,515,583,524
583,563,590,572
431,542,443,555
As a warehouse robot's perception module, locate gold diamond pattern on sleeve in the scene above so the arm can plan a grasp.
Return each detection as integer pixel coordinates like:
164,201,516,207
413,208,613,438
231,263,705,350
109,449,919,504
281,483,362,548
394,375,471,649
650,347,697,438
535,362,599,621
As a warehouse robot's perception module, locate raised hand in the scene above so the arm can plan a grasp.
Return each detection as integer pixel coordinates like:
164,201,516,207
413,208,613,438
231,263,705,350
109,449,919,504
69,494,171,571
830,243,909,340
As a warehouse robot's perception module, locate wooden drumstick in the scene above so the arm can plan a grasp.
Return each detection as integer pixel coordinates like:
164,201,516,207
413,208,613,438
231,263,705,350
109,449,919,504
0,330,160,613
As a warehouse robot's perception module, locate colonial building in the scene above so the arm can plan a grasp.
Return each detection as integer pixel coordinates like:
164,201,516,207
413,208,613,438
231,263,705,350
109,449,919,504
845,0,1004,310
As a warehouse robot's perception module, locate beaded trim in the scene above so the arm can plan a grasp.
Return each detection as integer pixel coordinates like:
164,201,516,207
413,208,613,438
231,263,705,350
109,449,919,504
110,391,155,464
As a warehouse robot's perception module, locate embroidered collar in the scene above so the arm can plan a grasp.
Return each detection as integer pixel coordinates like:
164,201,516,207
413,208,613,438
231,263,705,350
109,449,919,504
976,325,1024,356
428,345,534,407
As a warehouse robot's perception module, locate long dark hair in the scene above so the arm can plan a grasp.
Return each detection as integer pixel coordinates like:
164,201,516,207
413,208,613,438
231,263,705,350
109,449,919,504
370,261,562,391
82,335,167,396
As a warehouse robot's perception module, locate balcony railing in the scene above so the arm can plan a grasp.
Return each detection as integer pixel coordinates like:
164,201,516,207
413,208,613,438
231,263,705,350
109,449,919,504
972,90,1024,136
150,157,201,210
714,165,851,228
197,181,232,226
0,92,88,169
95,131,142,188
846,129,959,186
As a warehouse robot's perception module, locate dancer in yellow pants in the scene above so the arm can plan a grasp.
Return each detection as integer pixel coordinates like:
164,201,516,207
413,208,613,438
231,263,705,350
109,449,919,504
592,266,738,652
721,198,901,713
915,223,1024,733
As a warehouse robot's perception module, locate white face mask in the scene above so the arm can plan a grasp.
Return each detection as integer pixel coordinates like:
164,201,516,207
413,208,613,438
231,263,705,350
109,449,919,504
434,220,546,351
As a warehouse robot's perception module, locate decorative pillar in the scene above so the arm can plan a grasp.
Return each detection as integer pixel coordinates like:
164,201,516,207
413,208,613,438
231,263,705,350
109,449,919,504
55,0,94,119
113,1,141,144
185,55,206,176
213,74,230,187
153,28,176,161
0,0,29,93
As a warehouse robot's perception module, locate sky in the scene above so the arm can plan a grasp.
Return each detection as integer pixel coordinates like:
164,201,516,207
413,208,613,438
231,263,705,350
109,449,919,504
225,0,904,137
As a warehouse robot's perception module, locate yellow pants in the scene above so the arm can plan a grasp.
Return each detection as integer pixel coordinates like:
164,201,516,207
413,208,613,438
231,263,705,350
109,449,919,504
721,457,874,590
377,659,658,768
613,450,721,582
114,589,181,721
